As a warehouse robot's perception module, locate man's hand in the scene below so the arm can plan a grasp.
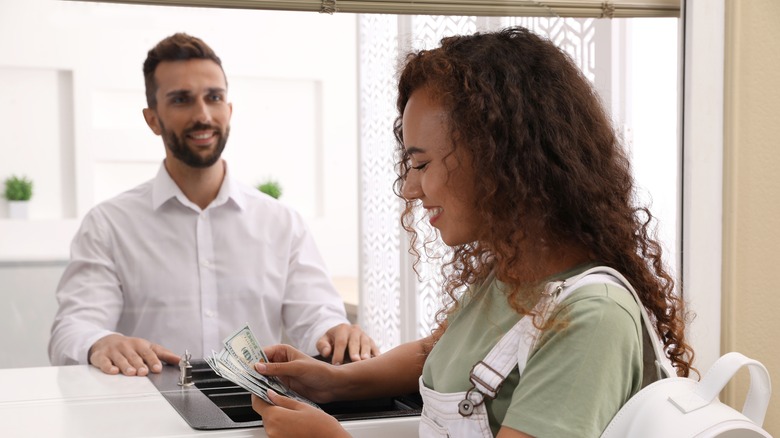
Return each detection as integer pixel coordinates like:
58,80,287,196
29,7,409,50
315,323,379,365
251,389,350,438
88,334,179,376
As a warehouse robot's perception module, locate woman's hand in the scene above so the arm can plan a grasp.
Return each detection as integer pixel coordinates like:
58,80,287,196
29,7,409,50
256,344,344,403
258,339,429,404
252,390,350,438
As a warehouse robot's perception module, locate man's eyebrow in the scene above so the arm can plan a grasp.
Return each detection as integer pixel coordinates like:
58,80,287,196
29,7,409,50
164,87,226,98
165,89,191,98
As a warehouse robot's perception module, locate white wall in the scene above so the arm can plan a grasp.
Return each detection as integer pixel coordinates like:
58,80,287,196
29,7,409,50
0,0,360,368
0,262,64,368
0,0,359,273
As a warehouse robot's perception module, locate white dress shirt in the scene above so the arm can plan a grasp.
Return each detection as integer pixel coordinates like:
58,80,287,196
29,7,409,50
49,163,348,365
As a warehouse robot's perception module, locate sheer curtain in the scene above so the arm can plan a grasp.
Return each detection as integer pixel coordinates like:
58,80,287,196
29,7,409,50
358,16,627,351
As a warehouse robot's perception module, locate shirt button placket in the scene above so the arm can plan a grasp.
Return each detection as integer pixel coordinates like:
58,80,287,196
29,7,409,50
197,210,219,354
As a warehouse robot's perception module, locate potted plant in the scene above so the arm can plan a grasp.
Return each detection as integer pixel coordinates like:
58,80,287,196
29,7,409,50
4,175,33,219
257,179,283,200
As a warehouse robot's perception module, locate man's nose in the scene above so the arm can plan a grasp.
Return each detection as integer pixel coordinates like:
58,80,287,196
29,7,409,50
192,98,212,124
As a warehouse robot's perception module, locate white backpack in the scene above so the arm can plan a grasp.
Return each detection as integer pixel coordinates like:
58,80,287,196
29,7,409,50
601,351,772,437
528,267,773,437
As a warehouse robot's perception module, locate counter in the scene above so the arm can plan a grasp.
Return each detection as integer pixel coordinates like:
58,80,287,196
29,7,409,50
0,365,420,437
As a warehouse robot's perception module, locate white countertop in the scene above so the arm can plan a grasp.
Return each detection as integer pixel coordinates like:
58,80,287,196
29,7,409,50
0,365,419,437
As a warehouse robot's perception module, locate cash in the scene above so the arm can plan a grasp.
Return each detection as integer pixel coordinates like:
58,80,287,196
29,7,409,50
206,324,320,409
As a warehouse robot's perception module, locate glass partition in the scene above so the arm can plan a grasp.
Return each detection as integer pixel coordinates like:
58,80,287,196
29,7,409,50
0,0,679,365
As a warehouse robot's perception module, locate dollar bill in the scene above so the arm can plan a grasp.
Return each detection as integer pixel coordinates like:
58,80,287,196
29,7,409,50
207,349,274,405
205,324,320,410
221,325,289,393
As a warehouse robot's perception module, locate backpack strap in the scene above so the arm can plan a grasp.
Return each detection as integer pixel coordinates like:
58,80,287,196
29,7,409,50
669,351,771,425
512,266,676,380
469,266,676,403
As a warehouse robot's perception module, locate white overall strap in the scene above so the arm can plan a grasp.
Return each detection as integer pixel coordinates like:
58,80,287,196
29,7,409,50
468,317,532,400
469,273,597,398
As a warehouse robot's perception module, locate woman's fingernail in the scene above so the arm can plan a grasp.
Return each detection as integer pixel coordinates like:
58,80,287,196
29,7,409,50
152,364,162,372
255,362,267,373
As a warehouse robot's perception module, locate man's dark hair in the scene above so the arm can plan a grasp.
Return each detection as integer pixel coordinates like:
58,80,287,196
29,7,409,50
143,32,225,108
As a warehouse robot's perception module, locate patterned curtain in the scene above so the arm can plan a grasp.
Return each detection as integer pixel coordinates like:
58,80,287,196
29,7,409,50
358,15,607,351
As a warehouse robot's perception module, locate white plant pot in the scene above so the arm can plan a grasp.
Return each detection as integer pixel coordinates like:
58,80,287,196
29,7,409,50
8,200,30,220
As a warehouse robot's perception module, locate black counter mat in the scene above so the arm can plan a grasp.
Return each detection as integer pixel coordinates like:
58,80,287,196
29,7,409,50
148,359,422,430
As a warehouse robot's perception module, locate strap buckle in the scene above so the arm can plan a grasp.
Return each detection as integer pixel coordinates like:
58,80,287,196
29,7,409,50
458,360,506,417
468,360,506,399
544,279,566,298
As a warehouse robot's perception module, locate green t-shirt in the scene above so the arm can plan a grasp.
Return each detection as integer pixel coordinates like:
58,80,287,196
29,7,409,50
422,269,644,437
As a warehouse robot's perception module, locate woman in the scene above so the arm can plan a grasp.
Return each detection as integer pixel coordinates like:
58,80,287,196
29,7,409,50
251,26,694,437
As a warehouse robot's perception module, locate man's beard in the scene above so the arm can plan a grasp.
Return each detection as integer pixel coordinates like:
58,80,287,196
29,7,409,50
160,120,229,168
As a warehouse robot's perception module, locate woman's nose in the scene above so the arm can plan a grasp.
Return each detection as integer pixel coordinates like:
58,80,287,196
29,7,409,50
401,171,422,200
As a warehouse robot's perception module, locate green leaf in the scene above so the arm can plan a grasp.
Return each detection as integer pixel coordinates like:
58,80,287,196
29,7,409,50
256,180,282,199
4,175,33,201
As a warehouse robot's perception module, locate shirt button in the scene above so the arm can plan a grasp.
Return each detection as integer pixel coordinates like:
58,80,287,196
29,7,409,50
205,310,216,318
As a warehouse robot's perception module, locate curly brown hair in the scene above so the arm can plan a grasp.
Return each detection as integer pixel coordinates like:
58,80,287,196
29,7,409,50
392,26,694,376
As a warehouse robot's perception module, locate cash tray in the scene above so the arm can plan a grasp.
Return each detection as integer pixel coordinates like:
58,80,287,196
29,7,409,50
148,359,423,430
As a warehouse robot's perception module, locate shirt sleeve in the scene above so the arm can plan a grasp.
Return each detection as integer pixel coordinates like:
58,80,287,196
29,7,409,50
279,212,348,356
502,285,643,438
48,208,123,365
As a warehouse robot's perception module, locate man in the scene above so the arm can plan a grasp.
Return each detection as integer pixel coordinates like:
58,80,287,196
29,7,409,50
49,33,377,376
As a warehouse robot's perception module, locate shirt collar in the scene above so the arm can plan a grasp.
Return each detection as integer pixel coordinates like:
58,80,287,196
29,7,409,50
151,161,247,212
